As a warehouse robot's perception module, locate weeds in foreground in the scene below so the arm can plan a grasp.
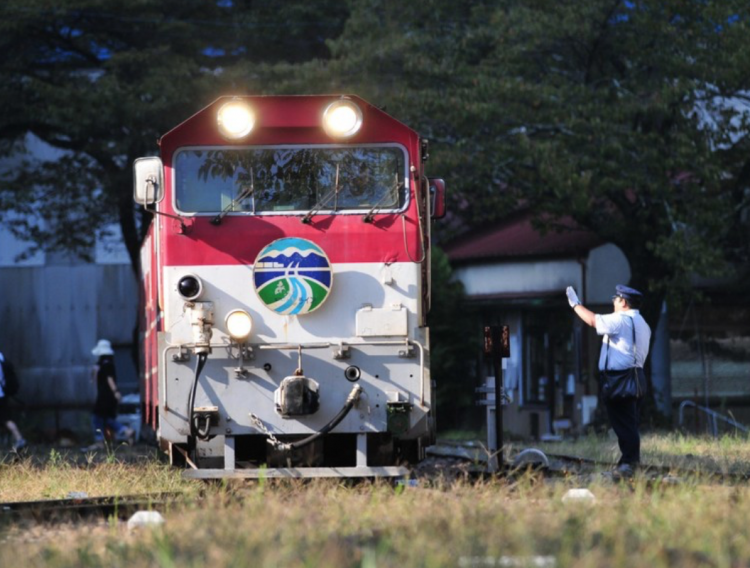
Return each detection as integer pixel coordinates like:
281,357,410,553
4,476,750,568
0,452,195,503
3,435,750,567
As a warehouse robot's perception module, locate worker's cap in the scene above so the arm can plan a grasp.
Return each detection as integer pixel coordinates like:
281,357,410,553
92,339,114,357
612,285,643,302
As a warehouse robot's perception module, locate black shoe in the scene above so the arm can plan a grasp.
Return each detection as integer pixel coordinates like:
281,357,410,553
616,463,635,479
601,463,635,481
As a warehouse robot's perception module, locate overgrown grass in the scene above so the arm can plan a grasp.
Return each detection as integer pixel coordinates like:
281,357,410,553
0,447,196,502
4,435,750,567
6,477,750,567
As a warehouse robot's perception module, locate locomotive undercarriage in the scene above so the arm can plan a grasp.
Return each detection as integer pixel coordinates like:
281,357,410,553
157,335,433,478
170,432,425,479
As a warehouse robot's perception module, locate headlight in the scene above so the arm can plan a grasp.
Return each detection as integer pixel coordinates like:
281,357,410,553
322,99,363,138
178,275,203,301
226,310,253,342
217,99,256,140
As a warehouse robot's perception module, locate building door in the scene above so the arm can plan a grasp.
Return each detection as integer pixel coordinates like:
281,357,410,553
524,309,578,435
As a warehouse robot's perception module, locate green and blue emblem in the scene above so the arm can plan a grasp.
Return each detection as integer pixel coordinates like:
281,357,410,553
253,238,332,315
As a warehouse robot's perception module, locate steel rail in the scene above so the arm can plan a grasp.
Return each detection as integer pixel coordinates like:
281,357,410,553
0,492,187,525
431,441,750,483
526,452,750,483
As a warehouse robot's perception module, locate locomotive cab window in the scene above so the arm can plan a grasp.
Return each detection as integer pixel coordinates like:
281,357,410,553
174,145,407,215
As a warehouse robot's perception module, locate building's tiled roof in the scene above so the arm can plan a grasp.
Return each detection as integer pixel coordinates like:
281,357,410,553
444,211,604,263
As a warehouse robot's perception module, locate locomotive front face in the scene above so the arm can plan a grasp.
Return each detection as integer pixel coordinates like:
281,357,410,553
135,96,437,477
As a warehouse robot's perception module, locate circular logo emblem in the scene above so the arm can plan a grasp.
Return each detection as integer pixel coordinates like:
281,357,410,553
253,238,333,315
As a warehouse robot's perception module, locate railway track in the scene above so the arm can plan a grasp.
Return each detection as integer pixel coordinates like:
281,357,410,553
4,445,749,527
542,452,750,483
426,441,750,483
0,492,186,525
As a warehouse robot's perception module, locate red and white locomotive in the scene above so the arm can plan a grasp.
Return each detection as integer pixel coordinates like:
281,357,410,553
133,95,445,478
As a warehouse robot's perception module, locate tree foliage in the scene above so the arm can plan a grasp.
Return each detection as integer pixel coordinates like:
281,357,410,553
287,0,750,331
428,246,481,430
4,1,747,314
1,2,749,427
486,1,750,326
0,0,348,269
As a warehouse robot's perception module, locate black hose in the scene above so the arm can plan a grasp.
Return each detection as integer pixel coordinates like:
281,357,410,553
187,352,208,438
285,385,362,451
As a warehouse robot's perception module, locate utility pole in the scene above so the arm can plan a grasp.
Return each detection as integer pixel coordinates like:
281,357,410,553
484,325,510,471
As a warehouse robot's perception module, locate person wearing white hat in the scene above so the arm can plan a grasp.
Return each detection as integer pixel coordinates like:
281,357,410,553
85,339,134,450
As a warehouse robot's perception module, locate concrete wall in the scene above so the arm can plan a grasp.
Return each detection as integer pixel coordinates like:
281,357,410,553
453,243,630,301
454,259,582,297
0,222,138,411
0,263,138,408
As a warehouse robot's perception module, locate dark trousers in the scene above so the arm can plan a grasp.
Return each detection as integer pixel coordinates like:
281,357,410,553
605,396,642,465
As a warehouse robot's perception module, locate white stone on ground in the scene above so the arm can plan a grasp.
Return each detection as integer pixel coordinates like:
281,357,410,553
127,510,165,530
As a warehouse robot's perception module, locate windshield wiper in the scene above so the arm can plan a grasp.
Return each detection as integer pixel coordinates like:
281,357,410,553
211,169,254,225
363,178,402,223
301,164,340,224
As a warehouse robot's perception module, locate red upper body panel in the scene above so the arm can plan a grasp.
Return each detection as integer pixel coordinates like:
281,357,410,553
156,96,424,267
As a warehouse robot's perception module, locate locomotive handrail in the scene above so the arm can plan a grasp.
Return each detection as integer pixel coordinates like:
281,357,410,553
258,342,331,350
162,338,427,410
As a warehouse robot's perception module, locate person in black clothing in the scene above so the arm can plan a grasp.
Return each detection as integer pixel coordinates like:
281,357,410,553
85,339,134,450
0,351,27,451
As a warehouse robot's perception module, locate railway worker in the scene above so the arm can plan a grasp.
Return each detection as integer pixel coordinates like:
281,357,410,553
565,285,651,479
85,339,134,450
0,351,28,452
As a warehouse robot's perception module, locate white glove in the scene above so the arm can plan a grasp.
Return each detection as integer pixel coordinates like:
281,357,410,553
566,286,580,308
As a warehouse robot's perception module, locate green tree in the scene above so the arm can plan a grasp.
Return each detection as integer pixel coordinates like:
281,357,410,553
482,1,750,329
316,0,750,332
428,246,480,431
288,0,749,425
0,0,348,272
3,0,749,429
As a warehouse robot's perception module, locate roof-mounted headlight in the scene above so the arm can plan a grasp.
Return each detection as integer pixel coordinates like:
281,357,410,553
226,310,253,342
322,99,363,139
217,99,256,140
178,274,203,301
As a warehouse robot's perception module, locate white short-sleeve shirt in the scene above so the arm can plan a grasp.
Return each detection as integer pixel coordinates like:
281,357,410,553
595,310,651,371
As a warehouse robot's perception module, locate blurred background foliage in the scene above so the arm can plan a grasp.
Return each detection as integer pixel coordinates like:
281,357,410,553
1,0,749,430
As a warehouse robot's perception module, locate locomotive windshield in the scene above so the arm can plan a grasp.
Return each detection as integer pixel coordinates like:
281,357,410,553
174,145,407,214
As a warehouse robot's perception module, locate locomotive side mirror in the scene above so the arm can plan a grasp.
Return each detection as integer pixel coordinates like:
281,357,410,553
133,157,165,205
428,178,446,219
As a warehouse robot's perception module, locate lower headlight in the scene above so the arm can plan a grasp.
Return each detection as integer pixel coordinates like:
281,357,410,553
226,310,253,342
